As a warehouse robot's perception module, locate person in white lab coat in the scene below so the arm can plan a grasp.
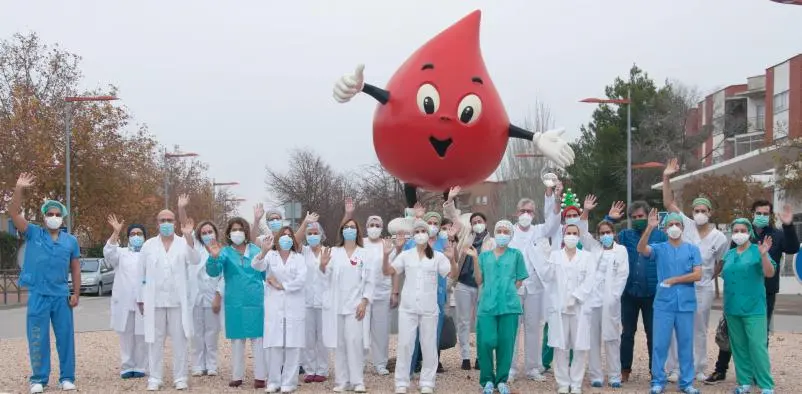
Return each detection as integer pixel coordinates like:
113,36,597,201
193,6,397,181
543,224,598,394
320,219,375,393
103,215,148,380
298,222,330,384
187,220,222,377
363,215,393,376
382,219,458,394
252,226,307,393
137,209,199,391
507,194,561,382
580,220,629,388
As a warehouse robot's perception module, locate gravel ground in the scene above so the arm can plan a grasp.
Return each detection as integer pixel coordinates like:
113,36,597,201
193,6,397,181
0,330,798,393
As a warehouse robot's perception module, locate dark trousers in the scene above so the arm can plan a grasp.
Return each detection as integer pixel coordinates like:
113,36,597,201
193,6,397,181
714,291,776,374
620,292,654,372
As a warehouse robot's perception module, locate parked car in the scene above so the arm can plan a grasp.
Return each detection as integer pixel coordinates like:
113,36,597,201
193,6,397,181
68,258,115,296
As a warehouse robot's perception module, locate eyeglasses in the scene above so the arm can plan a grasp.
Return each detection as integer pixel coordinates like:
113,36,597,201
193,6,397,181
158,218,174,223
518,209,534,215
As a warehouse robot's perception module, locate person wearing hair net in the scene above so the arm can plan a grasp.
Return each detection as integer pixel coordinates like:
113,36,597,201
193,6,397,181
661,160,728,382
9,173,81,394
465,220,528,394
362,215,393,376
103,215,149,380
637,210,702,394
298,222,330,384
382,219,458,394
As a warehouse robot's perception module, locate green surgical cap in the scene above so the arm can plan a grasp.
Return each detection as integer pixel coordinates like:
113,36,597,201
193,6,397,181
692,197,712,210
731,217,756,239
40,200,68,217
423,211,442,224
663,212,684,227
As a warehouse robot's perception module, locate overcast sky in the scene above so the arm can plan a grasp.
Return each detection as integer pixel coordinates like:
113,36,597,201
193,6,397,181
2,0,800,212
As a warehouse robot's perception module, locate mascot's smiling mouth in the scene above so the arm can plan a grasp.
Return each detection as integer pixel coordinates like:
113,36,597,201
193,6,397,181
429,136,453,158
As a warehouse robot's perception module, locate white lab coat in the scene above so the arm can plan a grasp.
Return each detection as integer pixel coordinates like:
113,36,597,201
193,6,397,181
541,248,597,351
253,250,308,348
321,246,374,350
302,246,325,308
137,235,198,343
583,240,630,342
104,242,145,334
187,242,221,309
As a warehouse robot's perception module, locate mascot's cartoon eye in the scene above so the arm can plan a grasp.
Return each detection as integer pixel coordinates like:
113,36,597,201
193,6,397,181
457,94,482,124
416,84,440,115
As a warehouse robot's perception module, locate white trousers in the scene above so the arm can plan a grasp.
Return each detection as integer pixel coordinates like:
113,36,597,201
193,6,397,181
666,286,714,375
191,306,220,374
454,283,479,360
231,338,267,381
369,299,391,369
510,291,545,378
268,347,301,390
334,314,365,387
554,313,589,390
303,307,329,376
395,311,439,389
118,310,147,374
148,307,187,386
588,307,621,383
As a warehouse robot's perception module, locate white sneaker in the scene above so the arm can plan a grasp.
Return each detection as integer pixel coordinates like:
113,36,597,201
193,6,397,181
175,381,188,390
332,386,347,393
354,384,367,393
376,366,390,376
59,381,77,391
570,387,582,394
527,371,546,382
191,370,204,377
395,387,408,394
29,384,44,394
668,371,679,383
146,381,160,391
265,384,280,393
207,370,218,376
557,387,570,394
696,373,707,382
420,387,434,394
280,387,296,393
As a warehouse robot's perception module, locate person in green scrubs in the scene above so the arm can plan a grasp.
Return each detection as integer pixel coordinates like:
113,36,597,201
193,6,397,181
466,220,528,394
718,218,776,394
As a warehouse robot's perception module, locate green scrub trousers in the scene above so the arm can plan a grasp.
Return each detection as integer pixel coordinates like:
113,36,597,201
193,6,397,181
477,313,519,386
726,314,773,389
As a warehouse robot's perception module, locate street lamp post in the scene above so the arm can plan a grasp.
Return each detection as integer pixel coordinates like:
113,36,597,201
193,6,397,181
212,180,239,224
163,150,199,208
64,95,119,234
580,94,633,227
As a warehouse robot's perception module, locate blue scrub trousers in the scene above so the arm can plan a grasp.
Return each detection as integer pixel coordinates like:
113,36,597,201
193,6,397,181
27,292,75,385
651,309,694,389
410,281,446,373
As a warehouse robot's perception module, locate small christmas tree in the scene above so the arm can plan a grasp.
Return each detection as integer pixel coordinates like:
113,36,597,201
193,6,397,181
561,188,581,212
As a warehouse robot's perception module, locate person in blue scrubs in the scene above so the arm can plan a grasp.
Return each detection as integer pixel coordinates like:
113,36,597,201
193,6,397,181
10,173,81,394
637,210,702,394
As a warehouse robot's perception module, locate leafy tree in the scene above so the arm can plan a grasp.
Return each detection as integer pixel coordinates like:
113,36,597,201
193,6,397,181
775,136,802,200
678,173,769,225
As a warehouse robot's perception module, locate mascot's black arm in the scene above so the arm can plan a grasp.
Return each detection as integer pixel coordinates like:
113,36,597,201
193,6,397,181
362,83,390,105
509,124,535,140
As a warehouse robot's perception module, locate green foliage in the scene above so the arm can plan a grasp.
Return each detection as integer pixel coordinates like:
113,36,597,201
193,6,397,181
0,231,20,270
83,244,104,258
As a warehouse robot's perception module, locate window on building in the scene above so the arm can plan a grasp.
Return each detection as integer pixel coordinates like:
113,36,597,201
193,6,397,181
482,196,488,205
773,91,789,113
754,103,765,131
475,196,481,205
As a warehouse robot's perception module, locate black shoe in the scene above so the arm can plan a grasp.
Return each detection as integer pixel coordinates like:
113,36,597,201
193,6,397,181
414,363,422,373
704,372,726,385
461,359,471,370
474,359,480,370
437,363,445,373
299,366,305,375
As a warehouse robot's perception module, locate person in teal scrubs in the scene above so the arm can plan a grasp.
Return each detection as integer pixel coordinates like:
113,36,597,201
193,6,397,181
467,220,528,394
10,173,81,393
719,218,776,394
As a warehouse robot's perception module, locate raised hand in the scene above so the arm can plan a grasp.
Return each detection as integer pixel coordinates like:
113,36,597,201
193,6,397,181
608,201,626,221
177,194,190,209
16,173,36,188
305,211,320,223
254,203,265,221
759,236,773,255
206,240,222,259
464,245,478,259
779,204,793,225
181,218,195,236
447,186,461,201
382,238,394,256
554,181,564,197
535,128,575,168
333,64,365,103
664,158,680,178
583,194,598,211
444,244,455,260
344,197,355,215
320,247,332,270
260,233,274,250
107,214,124,233
648,208,659,228
394,233,407,249
413,202,425,219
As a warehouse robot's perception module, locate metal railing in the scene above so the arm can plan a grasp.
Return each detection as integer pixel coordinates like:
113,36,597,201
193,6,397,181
0,268,24,306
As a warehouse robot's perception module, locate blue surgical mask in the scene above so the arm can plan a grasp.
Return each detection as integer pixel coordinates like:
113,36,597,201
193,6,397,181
201,233,216,245
268,219,282,232
307,234,322,246
279,235,294,251
342,227,357,241
565,217,580,225
129,235,144,249
753,215,769,229
438,230,448,240
159,222,175,237
495,234,511,247
600,234,614,248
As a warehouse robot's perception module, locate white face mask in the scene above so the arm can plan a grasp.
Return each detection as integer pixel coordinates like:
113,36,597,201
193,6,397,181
472,223,486,234
563,234,579,249
731,232,750,246
565,217,580,225
693,213,709,226
230,230,246,245
413,232,429,245
518,213,533,227
367,227,382,240
45,216,63,230
666,225,683,240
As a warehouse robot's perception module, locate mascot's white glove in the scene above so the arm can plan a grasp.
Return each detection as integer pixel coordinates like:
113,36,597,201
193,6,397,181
333,64,365,103
534,128,575,168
